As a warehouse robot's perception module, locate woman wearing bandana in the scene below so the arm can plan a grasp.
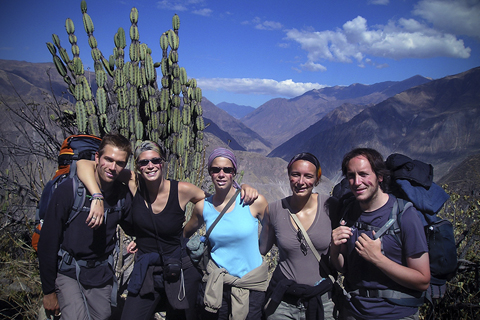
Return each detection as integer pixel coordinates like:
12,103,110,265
184,148,269,320
260,152,337,320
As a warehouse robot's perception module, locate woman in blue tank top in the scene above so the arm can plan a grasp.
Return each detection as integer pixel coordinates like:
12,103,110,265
184,148,269,320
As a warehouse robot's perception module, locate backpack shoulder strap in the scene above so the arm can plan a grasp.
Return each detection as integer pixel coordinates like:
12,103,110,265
69,160,78,179
395,198,413,225
104,192,127,224
66,176,86,225
390,198,413,247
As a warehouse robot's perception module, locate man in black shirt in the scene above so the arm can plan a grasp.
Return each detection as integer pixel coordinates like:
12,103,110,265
38,134,133,320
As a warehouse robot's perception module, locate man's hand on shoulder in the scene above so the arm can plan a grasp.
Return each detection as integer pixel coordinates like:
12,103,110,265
86,197,104,229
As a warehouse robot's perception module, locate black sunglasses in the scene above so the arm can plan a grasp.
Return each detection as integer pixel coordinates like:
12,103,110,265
297,229,308,256
137,157,163,167
209,167,235,174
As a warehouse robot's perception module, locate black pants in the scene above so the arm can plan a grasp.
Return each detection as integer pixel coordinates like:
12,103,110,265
121,263,202,320
199,283,265,320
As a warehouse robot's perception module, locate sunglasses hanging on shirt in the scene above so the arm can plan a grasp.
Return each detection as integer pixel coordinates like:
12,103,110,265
296,229,308,256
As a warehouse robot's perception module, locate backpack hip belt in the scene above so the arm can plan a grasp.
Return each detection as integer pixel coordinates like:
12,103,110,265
348,287,425,307
58,248,118,309
58,249,112,270
345,276,426,307
349,287,424,300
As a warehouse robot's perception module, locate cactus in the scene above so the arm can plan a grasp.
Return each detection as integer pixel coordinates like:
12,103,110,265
47,2,204,183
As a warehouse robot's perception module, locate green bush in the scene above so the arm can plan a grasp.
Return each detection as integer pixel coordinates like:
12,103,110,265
419,186,480,320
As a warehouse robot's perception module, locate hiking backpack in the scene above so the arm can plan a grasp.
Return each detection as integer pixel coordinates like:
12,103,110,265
32,134,102,251
386,154,457,301
332,153,458,305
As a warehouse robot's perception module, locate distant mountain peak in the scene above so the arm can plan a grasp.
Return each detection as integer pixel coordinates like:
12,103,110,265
216,102,255,119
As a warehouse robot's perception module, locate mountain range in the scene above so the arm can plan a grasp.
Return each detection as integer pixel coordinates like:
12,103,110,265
241,75,432,148
1,59,479,201
269,66,480,181
201,98,272,154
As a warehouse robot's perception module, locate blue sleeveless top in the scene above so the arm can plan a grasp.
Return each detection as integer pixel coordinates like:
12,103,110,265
203,193,262,278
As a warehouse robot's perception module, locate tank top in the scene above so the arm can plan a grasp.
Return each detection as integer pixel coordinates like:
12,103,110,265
131,180,185,256
203,193,262,278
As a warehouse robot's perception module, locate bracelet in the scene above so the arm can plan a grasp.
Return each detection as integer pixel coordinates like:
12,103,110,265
92,193,104,201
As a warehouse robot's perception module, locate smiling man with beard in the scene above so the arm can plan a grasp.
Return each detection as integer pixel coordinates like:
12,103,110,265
38,134,133,320
330,148,430,320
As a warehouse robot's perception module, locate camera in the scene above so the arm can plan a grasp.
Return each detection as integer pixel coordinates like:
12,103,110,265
163,258,182,282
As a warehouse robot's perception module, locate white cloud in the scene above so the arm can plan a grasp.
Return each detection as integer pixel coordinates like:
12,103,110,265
243,17,283,31
157,0,188,11
364,58,389,69
192,8,212,16
300,61,327,72
157,0,210,15
285,14,471,71
376,63,389,69
413,0,480,39
255,20,283,30
197,78,326,97
368,0,390,5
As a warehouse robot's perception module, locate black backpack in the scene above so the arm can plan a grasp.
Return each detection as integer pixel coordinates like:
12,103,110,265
32,134,102,251
386,154,457,301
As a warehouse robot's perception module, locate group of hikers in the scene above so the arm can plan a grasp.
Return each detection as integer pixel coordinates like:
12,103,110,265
37,133,430,320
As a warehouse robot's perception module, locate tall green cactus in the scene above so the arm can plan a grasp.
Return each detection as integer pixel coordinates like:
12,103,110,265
47,0,205,183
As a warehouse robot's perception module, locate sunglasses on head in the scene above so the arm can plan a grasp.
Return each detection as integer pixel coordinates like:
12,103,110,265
137,157,163,167
209,166,235,174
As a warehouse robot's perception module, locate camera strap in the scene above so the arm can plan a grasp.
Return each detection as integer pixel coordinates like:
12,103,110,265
144,180,186,301
283,198,335,283
144,182,167,258
205,188,241,241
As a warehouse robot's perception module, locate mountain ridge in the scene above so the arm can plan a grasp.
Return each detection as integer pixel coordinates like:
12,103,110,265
201,97,272,154
241,75,432,147
1,59,478,189
269,66,480,181
216,102,255,119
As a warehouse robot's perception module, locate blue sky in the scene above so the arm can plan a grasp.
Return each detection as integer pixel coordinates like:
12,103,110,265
1,0,479,108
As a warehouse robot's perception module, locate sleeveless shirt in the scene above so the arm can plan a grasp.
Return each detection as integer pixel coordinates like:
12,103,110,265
129,180,185,256
203,193,262,278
